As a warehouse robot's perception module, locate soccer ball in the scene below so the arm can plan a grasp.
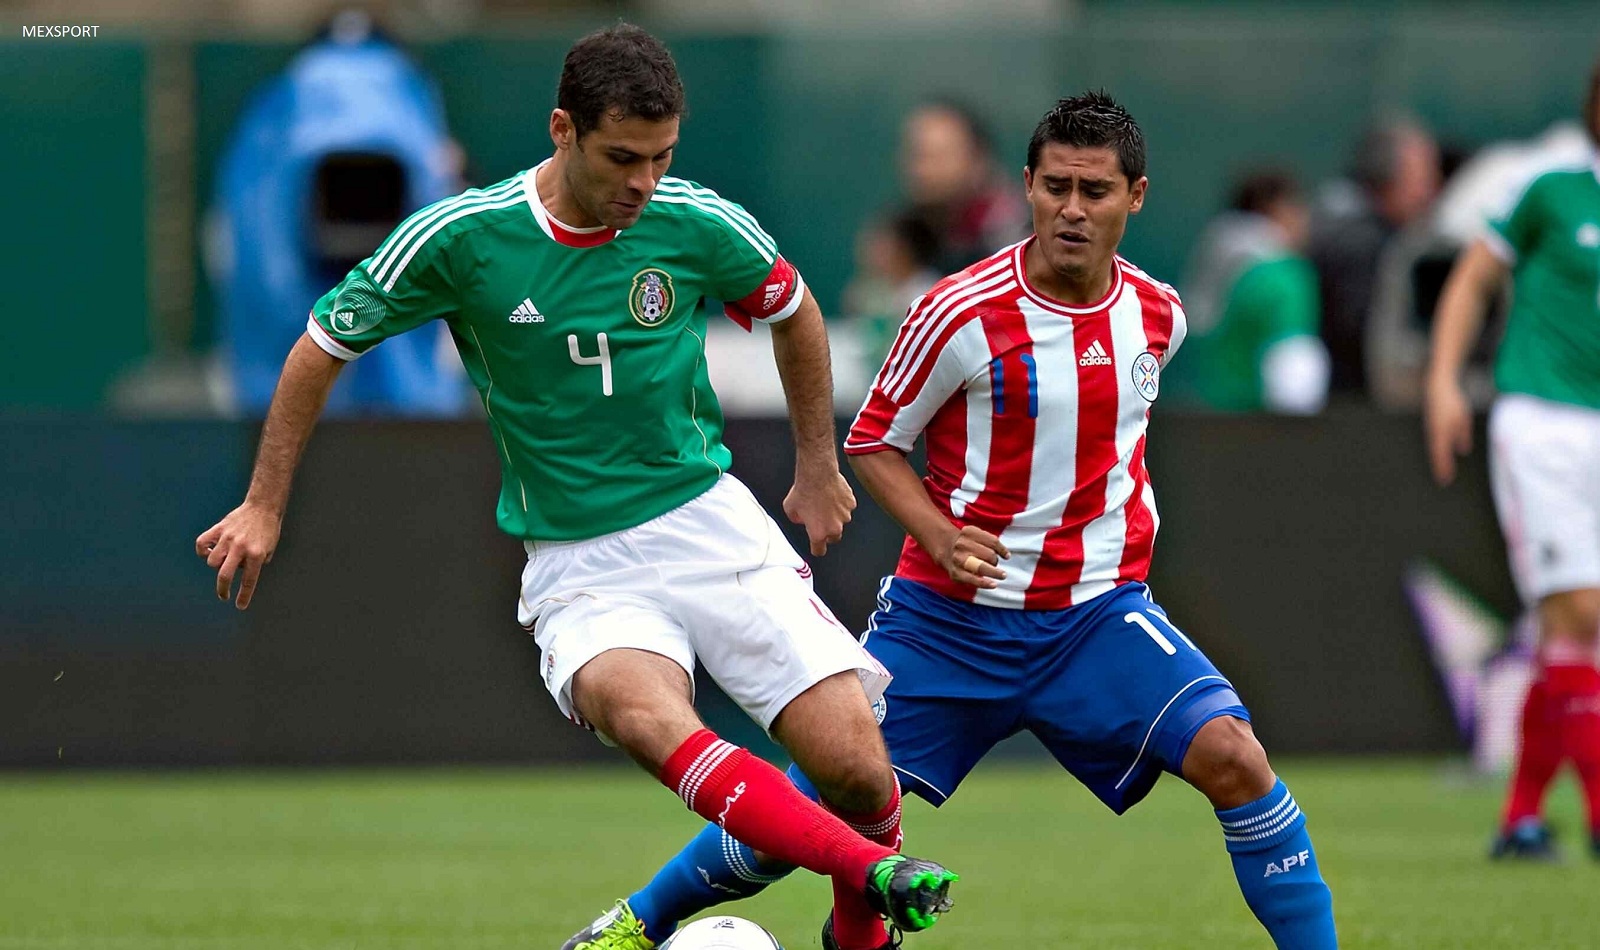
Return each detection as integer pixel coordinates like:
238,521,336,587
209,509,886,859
659,916,784,949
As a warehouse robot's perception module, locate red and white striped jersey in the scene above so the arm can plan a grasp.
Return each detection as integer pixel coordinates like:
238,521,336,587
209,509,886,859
845,239,1187,610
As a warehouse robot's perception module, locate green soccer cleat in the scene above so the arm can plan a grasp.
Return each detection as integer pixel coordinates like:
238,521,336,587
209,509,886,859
860,855,958,933
559,900,657,950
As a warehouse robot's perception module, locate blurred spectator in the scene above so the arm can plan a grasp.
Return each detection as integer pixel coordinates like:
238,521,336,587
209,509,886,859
207,10,473,417
1365,120,1592,409
898,99,1030,274
1173,170,1329,414
843,211,943,370
845,211,943,319
1308,118,1442,397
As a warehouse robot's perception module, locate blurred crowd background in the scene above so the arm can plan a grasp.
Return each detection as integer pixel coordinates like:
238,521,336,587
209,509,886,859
3,0,1597,769
4,0,1596,418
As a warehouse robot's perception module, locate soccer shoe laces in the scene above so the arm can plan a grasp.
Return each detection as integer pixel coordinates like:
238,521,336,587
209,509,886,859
573,901,654,950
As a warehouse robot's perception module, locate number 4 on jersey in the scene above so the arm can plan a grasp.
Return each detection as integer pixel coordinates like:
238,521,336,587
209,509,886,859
568,332,613,396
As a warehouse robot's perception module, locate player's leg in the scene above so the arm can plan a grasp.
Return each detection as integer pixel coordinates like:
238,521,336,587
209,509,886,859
689,570,978,947
565,649,909,945
1181,716,1337,950
612,676,892,950
768,670,903,950
1024,584,1335,949
620,762,810,947
1486,395,1600,858
1537,589,1600,858
558,481,956,949
523,530,920,950
784,579,1022,950
619,576,1016,948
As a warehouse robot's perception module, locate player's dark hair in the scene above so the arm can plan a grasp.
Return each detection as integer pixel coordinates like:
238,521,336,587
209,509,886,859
1026,90,1145,181
1230,170,1301,215
558,23,685,138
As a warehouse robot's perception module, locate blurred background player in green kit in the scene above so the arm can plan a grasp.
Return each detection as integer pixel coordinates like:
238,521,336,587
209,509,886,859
1173,170,1328,414
1426,55,1600,862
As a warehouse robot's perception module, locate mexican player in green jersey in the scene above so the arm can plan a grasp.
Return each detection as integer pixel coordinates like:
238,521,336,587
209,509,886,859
196,24,957,948
1426,57,1600,863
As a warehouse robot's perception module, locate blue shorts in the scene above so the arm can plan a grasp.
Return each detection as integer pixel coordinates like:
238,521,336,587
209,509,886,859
862,577,1248,814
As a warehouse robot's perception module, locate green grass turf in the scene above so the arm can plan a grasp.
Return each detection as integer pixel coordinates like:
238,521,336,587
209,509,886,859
2,759,1598,948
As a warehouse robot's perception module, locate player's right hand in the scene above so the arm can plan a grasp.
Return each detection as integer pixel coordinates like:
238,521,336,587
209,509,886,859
195,502,282,610
938,524,1010,589
1423,379,1474,487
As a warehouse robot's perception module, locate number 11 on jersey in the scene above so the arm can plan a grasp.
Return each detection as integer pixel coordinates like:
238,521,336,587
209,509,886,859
568,333,613,396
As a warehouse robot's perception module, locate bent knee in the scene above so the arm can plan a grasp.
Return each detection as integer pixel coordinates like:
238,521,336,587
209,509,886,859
810,756,897,816
1539,590,1600,645
1182,716,1275,809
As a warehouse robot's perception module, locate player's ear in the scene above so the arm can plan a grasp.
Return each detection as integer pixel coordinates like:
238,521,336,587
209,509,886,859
1022,165,1034,195
550,109,574,152
1127,175,1148,214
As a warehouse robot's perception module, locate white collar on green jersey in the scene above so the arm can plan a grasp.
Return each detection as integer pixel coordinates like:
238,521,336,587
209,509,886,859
524,159,619,247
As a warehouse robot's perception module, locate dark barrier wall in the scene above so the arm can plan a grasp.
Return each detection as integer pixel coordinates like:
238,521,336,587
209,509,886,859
0,410,1509,766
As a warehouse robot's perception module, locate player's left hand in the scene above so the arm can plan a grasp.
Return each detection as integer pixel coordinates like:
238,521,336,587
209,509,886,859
783,468,856,556
195,501,282,610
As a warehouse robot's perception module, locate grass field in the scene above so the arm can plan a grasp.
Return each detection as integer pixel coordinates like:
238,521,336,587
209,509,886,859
2,759,1598,949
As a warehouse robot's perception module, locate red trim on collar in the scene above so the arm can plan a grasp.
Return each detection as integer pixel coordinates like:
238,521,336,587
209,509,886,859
546,214,618,248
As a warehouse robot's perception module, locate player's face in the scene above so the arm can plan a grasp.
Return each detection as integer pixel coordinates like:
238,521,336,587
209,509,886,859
553,110,679,230
1023,143,1146,282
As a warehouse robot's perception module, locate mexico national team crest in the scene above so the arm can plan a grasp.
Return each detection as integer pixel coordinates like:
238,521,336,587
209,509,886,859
629,267,676,327
1132,351,1161,402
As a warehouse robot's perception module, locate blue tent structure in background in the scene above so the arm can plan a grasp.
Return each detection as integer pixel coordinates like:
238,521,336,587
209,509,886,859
211,14,472,417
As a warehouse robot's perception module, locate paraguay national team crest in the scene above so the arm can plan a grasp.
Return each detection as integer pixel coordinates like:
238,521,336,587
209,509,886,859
1132,351,1161,402
629,267,676,327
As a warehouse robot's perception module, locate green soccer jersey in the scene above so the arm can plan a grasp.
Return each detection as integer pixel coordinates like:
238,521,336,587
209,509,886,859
308,162,801,541
1182,254,1320,412
1487,163,1600,409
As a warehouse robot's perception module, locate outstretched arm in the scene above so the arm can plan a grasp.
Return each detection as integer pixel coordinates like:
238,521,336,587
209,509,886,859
768,287,856,556
1424,239,1508,486
195,333,344,608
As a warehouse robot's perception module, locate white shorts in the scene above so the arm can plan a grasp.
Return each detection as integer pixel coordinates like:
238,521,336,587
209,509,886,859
1489,393,1600,604
516,474,890,734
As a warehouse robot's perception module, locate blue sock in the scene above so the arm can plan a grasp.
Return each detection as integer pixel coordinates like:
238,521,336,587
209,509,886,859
625,765,811,943
1216,779,1338,949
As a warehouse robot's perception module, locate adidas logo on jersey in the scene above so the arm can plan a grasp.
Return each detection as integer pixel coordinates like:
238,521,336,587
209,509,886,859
1079,340,1113,366
508,299,543,323
761,282,787,310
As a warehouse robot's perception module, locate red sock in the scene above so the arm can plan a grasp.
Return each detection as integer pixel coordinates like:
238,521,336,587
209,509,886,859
659,730,893,886
1550,663,1600,836
828,776,903,950
1503,671,1564,830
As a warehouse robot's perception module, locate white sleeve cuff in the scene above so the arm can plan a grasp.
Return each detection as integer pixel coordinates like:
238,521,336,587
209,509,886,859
306,315,362,361
1480,228,1516,266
